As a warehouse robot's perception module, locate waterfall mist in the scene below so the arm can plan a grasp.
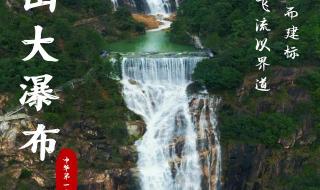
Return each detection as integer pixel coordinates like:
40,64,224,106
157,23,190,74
121,55,221,190
144,0,172,14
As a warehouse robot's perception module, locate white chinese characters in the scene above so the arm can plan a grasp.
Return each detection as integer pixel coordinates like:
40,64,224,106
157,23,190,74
20,74,59,111
256,18,271,32
20,0,59,162
254,4,301,92
19,124,60,161
256,38,271,52
255,0,272,92
24,0,56,13
284,7,298,20
284,7,299,60
63,157,71,186
256,0,270,12
255,77,270,92
284,46,299,59
256,56,270,71
285,26,299,40
22,25,58,62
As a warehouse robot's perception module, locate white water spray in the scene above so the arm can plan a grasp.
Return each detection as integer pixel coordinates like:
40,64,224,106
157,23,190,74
145,0,172,14
121,55,221,190
111,0,118,10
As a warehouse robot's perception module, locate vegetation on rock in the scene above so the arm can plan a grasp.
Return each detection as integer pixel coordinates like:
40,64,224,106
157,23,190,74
0,0,143,188
171,0,320,189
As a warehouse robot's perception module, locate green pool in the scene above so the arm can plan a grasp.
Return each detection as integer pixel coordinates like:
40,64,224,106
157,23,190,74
106,30,195,53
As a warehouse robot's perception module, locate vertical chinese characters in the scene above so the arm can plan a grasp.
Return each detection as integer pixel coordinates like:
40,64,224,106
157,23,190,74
284,7,300,60
255,0,271,92
63,157,71,187
19,0,60,161
56,149,78,189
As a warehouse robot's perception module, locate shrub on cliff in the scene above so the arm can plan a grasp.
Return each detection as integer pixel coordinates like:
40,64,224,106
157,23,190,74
219,111,297,146
192,59,242,92
171,0,320,92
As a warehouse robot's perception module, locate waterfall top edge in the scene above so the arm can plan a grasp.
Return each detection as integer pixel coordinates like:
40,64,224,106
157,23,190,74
111,51,212,58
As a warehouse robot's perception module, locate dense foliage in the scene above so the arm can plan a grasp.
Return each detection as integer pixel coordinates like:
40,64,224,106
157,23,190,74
171,0,320,92
220,111,298,145
193,59,242,90
171,1,320,188
171,0,320,145
0,1,143,93
296,69,320,139
0,1,143,185
0,0,143,142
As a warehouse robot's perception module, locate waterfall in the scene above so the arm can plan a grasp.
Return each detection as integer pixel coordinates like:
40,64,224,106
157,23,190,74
144,0,172,14
175,0,179,9
121,55,221,190
111,0,118,10
109,0,174,30
110,0,171,14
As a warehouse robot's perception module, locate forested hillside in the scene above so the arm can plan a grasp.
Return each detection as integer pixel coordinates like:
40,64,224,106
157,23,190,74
0,0,144,93
1,0,320,189
0,1,143,189
171,0,320,189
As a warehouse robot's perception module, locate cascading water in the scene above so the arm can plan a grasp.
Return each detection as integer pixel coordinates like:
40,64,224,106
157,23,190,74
110,0,171,14
109,0,173,30
143,0,173,31
111,0,118,10
144,0,172,14
121,54,221,190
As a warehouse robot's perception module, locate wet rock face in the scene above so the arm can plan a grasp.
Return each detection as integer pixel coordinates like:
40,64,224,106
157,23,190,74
126,120,145,137
0,116,138,189
134,0,150,13
222,125,316,190
189,96,221,190
0,119,57,188
1,119,34,153
78,169,139,190
222,144,307,190
187,81,206,95
221,66,316,190
132,14,161,30
223,145,262,190
0,95,9,113
114,0,149,13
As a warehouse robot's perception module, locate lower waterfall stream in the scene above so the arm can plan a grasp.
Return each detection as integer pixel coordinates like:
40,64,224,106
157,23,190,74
120,55,221,190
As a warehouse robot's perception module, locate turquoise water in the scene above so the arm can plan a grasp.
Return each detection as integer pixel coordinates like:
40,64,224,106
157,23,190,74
106,31,195,53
